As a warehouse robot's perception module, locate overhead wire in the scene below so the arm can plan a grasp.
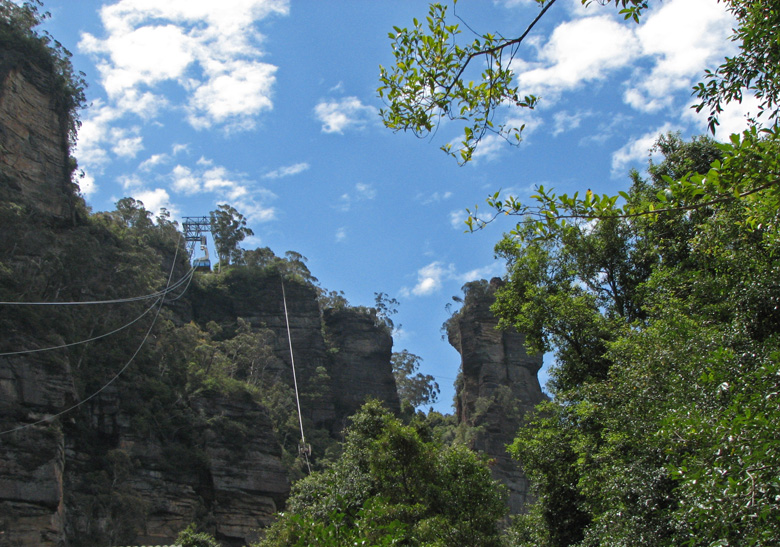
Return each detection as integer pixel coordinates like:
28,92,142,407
0,264,196,306
0,235,184,437
0,298,160,357
0,267,195,357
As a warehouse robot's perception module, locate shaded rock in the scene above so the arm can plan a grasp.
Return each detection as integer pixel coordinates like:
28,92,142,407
446,278,546,514
324,307,400,430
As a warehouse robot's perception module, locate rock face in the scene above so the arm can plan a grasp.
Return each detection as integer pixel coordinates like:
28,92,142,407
191,276,400,435
447,278,546,514
0,52,400,546
0,51,74,222
323,308,400,430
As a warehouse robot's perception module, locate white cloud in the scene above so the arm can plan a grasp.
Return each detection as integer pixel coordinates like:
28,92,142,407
232,200,276,223
683,92,764,138
132,187,174,217
139,153,170,171
78,172,97,196
418,191,453,205
111,131,143,158
76,0,288,170
338,183,376,211
118,173,143,189
314,97,377,133
449,209,468,230
514,15,639,99
74,101,122,172
625,0,735,113
457,263,504,283
552,109,592,137
401,261,502,297
187,59,277,130
263,162,310,179
335,227,347,242
355,182,377,200
166,159,276,215
611,123,676,175
401,262,456,297
171,164,201,194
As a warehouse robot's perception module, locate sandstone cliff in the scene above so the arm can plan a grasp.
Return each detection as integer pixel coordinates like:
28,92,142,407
447,278,547,514
0,48,399,546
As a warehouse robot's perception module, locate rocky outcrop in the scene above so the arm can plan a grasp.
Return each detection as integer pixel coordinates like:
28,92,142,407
0,51,74,221
447,278,546,514
324,307,400,429
0,27,402,547
191,276,401,435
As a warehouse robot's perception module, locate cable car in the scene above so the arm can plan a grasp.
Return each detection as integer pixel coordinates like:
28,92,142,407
193,235,211,272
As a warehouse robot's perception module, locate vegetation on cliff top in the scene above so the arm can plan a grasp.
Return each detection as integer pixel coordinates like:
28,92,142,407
0,0,87,162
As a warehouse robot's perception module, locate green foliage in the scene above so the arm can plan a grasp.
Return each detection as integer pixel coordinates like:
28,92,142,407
259,400,507,547
499,131,780,546
693,0,780,132
391,349,440,408
378,2,538,164
209,204,254,266
176,523,221,547
0,0,87,153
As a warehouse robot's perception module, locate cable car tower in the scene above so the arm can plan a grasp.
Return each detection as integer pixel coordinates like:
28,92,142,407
182,216,213,272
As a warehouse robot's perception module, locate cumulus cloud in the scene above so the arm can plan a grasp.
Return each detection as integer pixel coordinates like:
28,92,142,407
611,123,676,176
76,0,288,170
625,0,735,113
449,209,468,230
132,187,175,217
77,172,97,196
139,153,170,171
400,260,503,297
552,109,592,137
263,162,310,179
402,262,456,297
513,15,639,99
338,182,377,211
418,191,453,205
508,0,734,123
683,92,764,138
314,97,377,133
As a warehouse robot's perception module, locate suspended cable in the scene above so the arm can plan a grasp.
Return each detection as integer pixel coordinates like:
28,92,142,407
0,267,195,357
0,235,183,437
0,298,160,357
0,264,196,306
281,277,312,474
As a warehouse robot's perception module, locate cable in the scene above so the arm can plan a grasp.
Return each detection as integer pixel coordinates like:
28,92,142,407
0,235,183,437
0,297,160,356
281,277,312,474
0,264,195,306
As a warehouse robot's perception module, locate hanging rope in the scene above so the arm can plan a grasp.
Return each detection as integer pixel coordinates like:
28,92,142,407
281,277,312,474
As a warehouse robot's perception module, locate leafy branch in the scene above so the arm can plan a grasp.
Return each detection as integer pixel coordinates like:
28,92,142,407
465,126,780,239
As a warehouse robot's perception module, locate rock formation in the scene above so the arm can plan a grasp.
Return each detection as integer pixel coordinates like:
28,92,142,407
0,50,75,222
446,278,547,514
0,47,399,546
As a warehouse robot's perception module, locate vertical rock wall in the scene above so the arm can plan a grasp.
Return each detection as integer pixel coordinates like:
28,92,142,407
447,278,546,514
0,52,73,221
323,307,400,430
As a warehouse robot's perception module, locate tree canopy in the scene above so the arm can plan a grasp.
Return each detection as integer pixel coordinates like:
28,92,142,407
377,1,780,545
257,400,507,547
209,204,254,267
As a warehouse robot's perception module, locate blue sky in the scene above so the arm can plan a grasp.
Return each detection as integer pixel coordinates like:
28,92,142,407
39,0,756,412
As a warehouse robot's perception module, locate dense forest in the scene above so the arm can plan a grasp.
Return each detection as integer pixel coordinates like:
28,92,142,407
2,0,780,546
